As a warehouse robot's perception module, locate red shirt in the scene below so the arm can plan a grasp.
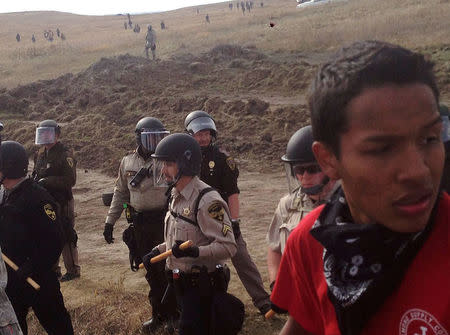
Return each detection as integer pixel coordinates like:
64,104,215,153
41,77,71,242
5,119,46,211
271,193,450,335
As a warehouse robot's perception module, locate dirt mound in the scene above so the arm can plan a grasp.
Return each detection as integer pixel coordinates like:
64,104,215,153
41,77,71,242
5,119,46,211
2,44,448,176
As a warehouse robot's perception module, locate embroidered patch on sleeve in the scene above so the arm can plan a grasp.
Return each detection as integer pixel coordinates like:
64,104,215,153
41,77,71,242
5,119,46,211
44,203,56,221
222,224,232,236
226,157,236,171
66,157,74,168
208,201,225,222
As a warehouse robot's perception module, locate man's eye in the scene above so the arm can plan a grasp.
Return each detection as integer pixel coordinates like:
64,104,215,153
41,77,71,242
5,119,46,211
423,134,441,144
366,145,391,155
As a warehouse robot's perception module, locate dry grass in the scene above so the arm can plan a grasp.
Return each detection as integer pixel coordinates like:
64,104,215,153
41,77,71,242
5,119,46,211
0,0,448,88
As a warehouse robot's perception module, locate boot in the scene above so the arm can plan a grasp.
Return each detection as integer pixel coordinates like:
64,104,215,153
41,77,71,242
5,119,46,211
142,316,163,334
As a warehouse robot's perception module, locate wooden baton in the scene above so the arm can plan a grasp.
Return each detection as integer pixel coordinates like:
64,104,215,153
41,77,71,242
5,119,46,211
139,240,194,269
1,252,40,290
265,309,275,320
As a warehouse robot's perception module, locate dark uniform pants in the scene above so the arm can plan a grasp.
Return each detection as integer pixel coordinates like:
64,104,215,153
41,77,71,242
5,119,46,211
6,271,73,335
134,210,177,320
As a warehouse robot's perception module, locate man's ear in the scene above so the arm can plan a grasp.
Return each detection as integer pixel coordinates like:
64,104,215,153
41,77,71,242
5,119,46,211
312,141,340,180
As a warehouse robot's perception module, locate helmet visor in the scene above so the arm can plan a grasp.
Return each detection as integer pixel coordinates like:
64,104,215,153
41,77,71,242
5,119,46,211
152,159,173,188
284,162,301,194
35,127,56,145
186,117,216,134
140,130,170,152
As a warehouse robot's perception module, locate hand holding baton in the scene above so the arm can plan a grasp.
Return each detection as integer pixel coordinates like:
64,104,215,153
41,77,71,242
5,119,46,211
265,309,275,320
139,240,194,269
1,253,40,290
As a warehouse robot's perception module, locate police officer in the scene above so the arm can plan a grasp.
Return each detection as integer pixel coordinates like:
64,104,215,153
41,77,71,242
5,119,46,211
184,111,271,314
0,141,74,335
266,125,338,288
145,133,242,335
32,120,79,282
145,25,156,60
103,117,175,334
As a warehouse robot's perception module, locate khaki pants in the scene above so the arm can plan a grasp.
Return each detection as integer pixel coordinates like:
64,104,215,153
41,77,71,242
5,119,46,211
57,199,80,276
231,233,270,310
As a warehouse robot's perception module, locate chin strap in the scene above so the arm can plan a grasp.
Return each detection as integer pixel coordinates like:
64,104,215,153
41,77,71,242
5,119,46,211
302,176,330,196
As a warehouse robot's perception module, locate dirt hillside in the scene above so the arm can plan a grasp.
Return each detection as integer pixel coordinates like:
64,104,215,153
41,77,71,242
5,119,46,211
1,43,449,176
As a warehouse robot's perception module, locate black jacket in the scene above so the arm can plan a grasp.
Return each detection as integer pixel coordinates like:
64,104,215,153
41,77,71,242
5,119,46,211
33,142,76,205
200,145,240,202
0,179,63,283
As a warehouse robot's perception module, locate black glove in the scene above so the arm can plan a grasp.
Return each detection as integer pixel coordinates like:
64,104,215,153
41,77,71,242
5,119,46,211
142,247,161,271
103,223,114,244
171,240,199,258
16,261,33,282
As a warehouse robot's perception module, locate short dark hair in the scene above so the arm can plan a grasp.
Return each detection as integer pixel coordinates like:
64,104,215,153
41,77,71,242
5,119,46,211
309,40,439,158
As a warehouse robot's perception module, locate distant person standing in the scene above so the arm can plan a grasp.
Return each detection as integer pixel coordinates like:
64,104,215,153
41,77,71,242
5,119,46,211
241,2,245,14
145,25,157,60
205,14,210,23
56,28,60,37
15,34,20,42
160,20,165,30
31,34,36,43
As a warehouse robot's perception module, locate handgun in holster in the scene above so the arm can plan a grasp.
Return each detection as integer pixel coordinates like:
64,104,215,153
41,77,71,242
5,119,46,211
213,264,230,293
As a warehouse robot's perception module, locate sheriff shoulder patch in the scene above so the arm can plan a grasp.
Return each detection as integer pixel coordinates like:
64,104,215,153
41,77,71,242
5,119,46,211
226,157,236,171
66,157,74,168
208,201,225,222
44,203,56,221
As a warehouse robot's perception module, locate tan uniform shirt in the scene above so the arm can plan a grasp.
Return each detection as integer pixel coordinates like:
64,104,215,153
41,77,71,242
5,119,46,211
157,176,237,272
267,183,341,254
106,151,167,226
267,190,315,254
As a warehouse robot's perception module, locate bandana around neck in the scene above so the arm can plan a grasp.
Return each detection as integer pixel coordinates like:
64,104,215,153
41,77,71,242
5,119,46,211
310,187,434,335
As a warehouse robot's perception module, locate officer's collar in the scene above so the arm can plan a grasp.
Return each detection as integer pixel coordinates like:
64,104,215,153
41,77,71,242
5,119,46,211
177,176,198,201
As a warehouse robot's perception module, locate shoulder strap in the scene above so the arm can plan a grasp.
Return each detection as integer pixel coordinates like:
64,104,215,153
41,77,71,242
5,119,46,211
169,187,215,227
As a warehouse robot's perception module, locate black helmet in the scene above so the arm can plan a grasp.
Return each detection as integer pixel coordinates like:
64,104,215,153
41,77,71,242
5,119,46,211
152,133,201,177
282,126,329,196
135,117,169,153
282,125,316,164
184,110,217,137
0,141,28,179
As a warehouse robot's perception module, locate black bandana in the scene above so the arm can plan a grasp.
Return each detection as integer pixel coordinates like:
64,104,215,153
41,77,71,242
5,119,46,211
310,187,435,335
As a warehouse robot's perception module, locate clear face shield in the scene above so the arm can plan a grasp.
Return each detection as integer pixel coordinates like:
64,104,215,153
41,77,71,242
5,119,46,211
140,130,170,153
152,159,177,188
284,162,301,194
35,127,56,145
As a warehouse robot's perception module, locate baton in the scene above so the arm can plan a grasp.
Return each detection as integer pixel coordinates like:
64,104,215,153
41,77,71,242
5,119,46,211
139,240,194,269
1,253,40,290
265,309,275,320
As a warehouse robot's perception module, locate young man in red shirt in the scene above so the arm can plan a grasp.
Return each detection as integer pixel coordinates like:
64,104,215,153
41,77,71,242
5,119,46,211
271,40,449,335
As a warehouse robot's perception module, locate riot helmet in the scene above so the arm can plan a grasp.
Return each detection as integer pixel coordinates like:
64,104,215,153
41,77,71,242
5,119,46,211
0,141,28,180
35,119,60,145
184,110,217,138
135,117,169,154
282,125,328,195
152,133,201,187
